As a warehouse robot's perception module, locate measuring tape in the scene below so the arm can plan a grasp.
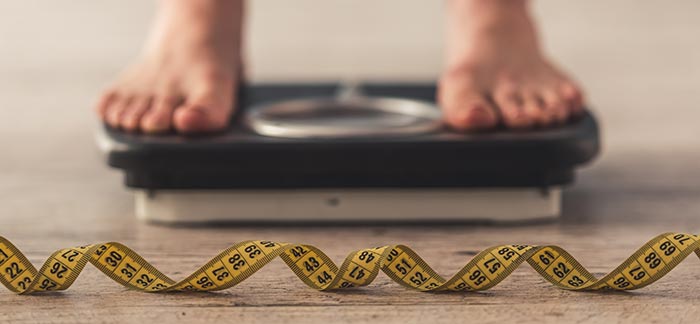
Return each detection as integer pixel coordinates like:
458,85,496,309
0,232,698,294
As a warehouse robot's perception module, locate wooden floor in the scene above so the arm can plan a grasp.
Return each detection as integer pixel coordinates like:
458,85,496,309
1,1,700,323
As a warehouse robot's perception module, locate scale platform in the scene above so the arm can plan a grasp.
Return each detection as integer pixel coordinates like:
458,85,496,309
97,82,600,224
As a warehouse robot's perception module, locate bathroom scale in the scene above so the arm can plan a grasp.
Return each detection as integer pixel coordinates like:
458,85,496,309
97,82,600,224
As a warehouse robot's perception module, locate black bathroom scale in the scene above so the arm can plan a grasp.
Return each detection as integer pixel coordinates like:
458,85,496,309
97,82,600,223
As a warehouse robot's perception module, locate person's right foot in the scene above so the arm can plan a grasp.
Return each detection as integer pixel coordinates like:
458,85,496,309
95,0,243,134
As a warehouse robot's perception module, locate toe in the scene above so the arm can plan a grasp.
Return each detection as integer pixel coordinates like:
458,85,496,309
173,89,233,134
560,82,585,116
173,103,231,134
95,90,118,120
439,80,499,131
522,93,555,127
140,96,180,133
541,89,570,124
105,97,131,129
494,87,534,129
445,99,499,131
119,96,153,132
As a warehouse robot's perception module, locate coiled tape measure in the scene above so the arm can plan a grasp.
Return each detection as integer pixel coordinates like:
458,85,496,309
0,232,698,294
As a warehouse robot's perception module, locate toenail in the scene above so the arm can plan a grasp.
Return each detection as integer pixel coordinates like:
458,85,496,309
462,106,487,121
468,104,486,113
143,124,169,133
124,118,138,129
504,116,532,129
449,105,496,130
142,118,168,132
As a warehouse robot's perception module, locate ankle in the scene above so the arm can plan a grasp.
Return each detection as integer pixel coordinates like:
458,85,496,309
450,0,529,14
144,0,244,59
443,0,542,73
448,0,531,28
154,0,243,41
158,0,244,20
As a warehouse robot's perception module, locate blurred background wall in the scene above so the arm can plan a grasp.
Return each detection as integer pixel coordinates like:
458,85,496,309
0,0,698,154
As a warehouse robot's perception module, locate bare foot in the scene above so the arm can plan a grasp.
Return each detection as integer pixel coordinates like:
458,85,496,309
96,0,243,134
439,0,585,131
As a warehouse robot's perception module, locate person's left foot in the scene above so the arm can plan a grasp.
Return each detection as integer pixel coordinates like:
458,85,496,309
439,0,585,131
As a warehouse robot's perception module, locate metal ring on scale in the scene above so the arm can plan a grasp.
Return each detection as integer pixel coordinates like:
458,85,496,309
243,83,443,139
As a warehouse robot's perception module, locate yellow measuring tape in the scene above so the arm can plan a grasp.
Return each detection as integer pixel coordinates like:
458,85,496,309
1,232,698,294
